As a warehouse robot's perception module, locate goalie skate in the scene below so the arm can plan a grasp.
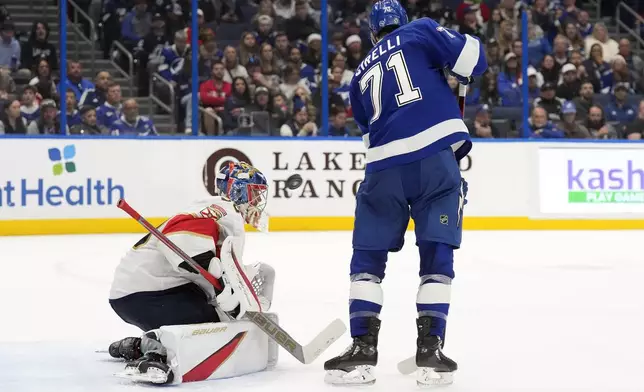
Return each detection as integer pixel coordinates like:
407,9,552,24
114,353,174,385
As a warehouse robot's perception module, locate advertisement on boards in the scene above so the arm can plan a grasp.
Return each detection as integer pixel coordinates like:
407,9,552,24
538,147,644,215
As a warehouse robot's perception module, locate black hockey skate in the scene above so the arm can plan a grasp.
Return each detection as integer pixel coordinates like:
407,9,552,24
108,337,142,361
323,317,380,385
415,317,457,387
119,352,174,385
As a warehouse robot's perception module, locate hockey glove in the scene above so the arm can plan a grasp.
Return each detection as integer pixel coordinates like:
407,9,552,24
443,67,474,86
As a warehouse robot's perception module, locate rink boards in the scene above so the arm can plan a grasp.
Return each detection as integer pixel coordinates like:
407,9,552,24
0,138,643,235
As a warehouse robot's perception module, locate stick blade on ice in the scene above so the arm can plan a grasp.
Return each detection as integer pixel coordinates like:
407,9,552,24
397,355,416,375
302,318,347,364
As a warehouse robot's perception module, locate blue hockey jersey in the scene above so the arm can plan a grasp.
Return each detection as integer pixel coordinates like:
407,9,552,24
79,88,106,108
96,102,122,128
110,115,158,136
349,18,487,173
21,104,40,124
158,44,188,82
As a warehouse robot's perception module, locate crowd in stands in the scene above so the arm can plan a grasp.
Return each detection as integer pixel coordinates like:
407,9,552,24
0,0,643,139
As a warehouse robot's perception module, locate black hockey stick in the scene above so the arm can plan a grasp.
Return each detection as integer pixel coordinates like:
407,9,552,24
397,83,467,375
117,198,346,365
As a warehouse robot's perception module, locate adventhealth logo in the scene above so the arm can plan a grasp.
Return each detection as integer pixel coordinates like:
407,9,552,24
0,145,125,208
49,144,77,175
567,160,644,203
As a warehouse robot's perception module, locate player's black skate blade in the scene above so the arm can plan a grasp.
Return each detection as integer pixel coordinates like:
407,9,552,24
415,317,457,387
324,318,379,385
108,337,142,361
115,353,174,385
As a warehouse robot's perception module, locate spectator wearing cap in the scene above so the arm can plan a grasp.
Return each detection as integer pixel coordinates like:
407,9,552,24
287,46,314,81
345,34,365,71
469,104,499,138
110,99,158,136
557,63,582,101
185,9,215,47
222,46,249,84
79,71,112,109
527,66,541,100
0,99,28,134
558,100,591,138
534,82,564,121
585,105,617,139
121,0,152,50
238,31,260,68
328,106,351,137
280,100,317,137
96,83,122,129
29,58,55,102
527,23,552,67
64,88,81,128
135,13,171,95
624,101,644,140
27,98,59,134
158,30,189,85
20,21,57,79
223,77,252,132
20,85,40,125
583,43,612,93
572,81,595,121
304,33,323,68
285,1,320,42
58,61,95,101
498,52,522,107
0,22,20,72
529,106,564,138
255,15,276,46
584,23,618,62
606,83,636,123
200,61,232,135
70,106,107,135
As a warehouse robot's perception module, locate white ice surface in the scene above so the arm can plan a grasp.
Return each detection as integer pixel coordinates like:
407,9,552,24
1,231,643,391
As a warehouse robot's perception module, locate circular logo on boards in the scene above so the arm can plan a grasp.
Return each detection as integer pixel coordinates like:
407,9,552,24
202,148,253,196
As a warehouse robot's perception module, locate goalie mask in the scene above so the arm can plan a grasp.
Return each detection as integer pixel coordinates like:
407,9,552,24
216,161,269,231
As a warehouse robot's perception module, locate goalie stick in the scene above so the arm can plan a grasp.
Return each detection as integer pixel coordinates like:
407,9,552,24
397,83,467,376
117,198,346,365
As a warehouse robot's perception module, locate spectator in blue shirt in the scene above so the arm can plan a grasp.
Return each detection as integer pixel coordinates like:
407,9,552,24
577,10,593,38
328,107,350,137
529,106,565,138
498,52,522,107
605,83,636,123
96,82,122,128
64,88,81,128
121,0,152,46
527,24,551,66
0,21,20,71
58,60,95,101
20,85,40,125
110,98,157,136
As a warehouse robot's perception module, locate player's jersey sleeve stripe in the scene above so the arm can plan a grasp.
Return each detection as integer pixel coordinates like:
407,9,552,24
163,214,215,237
451,34,480,78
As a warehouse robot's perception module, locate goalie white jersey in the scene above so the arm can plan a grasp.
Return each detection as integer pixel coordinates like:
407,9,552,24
109,197,246,301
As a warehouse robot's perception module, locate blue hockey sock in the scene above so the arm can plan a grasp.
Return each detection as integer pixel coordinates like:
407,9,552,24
416,241,455,339
349,249,387,337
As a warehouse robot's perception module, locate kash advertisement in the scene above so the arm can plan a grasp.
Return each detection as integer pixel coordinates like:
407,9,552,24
538,146,644,215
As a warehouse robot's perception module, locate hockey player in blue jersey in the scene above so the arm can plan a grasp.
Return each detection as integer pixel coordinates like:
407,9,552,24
324,0,486,387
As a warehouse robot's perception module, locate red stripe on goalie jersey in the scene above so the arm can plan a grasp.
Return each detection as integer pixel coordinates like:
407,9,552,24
182,331,247,382
162,214,220,243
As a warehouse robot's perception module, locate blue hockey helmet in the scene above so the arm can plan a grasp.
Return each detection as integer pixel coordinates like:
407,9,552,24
369,0,409,45
216,161,268,229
